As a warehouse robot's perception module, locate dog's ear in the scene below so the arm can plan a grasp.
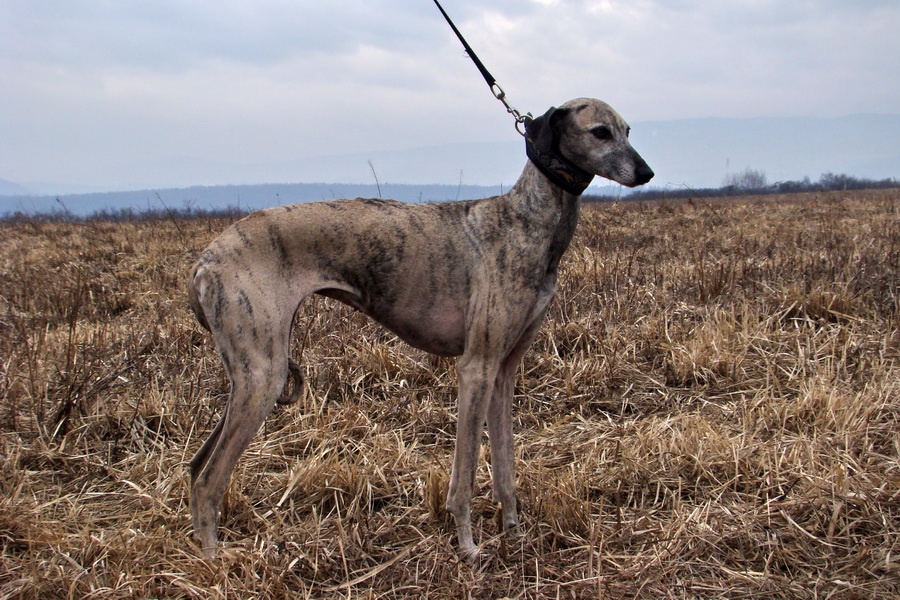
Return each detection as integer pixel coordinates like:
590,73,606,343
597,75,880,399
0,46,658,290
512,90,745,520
525,106,570,153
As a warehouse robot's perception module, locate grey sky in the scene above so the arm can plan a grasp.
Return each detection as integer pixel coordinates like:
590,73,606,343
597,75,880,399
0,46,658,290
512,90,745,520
2,1,898,190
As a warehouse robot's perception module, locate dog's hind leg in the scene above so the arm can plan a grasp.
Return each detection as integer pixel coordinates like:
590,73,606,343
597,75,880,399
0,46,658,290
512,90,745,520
188,272,298,557
190,338,290,557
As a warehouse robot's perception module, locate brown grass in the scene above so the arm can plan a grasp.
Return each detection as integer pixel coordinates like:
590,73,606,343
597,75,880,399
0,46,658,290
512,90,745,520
1,189,898,598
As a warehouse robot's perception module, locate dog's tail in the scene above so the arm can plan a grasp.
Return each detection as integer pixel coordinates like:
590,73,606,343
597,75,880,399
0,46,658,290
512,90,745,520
278,360,306,405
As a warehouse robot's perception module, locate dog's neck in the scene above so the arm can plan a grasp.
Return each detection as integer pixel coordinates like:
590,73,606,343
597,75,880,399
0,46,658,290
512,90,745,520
509,162,582,276
524,135,594,196
511,160,579,206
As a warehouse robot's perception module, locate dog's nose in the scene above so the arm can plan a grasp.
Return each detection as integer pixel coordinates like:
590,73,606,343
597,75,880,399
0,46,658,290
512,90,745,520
635,162,654,186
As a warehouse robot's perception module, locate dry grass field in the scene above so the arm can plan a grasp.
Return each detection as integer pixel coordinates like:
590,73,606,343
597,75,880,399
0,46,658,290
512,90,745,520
1,189,898,599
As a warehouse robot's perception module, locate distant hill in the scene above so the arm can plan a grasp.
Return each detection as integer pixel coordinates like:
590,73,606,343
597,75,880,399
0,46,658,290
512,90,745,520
0,179,30,196
253,113,900,190
0,182,511,218
632,114,900,189
2,114,897,216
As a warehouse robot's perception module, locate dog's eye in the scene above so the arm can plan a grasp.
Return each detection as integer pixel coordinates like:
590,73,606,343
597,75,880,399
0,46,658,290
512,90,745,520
626,126,631,138
591,126,613,140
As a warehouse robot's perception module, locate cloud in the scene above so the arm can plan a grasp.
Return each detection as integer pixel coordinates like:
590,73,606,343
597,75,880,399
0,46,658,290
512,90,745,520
1,1,898,188
457,0,900,118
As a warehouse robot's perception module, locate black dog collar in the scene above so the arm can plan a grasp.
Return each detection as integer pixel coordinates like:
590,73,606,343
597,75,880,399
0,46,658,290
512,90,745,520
525,135,594,195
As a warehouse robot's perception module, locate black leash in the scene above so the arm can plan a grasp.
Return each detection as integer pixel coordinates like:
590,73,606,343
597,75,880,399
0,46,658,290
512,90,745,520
432,0,594,194
432,0,531,136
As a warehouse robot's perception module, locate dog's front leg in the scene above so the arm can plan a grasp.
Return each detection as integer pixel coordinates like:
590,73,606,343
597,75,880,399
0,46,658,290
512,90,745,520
446,352,499,561
487,364,517,533
486,307,548,538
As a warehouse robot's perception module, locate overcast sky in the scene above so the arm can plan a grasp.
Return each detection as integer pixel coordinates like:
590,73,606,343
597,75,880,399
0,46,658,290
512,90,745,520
2,0,899,191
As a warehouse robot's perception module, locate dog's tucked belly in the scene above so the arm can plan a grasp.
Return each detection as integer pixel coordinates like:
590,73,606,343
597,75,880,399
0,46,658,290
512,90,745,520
318,288,466,356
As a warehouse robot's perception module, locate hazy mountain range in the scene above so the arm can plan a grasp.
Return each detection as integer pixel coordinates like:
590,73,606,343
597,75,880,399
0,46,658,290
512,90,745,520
3,114,898,217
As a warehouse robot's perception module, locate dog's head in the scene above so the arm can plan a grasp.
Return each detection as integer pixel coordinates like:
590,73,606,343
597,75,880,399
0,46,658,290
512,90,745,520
525,98,653,189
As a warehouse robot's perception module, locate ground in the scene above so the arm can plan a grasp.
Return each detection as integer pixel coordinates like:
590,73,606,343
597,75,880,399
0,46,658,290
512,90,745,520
1,190,897,598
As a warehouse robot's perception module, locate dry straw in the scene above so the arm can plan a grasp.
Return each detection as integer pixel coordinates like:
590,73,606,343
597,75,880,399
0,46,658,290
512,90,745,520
1,189,897,598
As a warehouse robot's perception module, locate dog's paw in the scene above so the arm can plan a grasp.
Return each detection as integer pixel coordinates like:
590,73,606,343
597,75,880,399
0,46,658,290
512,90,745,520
458,545,481,565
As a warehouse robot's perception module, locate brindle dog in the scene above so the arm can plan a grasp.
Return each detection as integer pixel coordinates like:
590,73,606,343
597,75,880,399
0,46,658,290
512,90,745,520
188,97,653,560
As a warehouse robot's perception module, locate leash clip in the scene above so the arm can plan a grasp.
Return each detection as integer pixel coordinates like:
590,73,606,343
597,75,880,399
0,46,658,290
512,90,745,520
491,83,531,137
